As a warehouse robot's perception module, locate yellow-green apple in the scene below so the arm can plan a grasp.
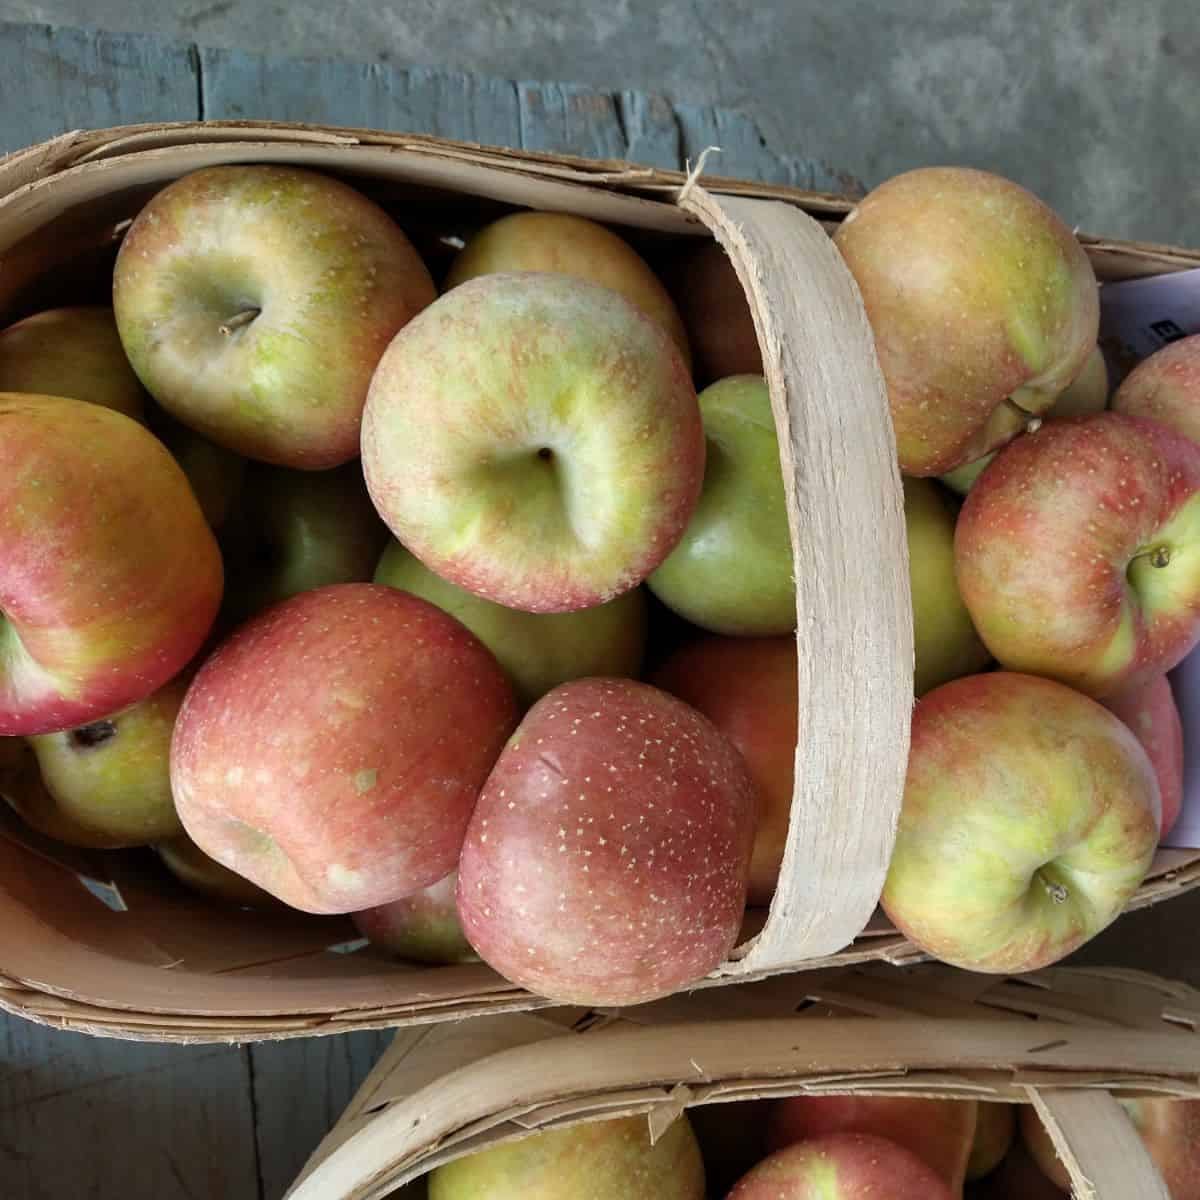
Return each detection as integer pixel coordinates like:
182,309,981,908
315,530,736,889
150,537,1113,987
171,584,517,913
375,541,647,708
660,239,762,385
651,635,796,906
971,1137,1066,1198
444,210,691,365
834,167,1098,476
1112,333,1200,444
727,1132,955,1200
955,413,1200,697
362,272,703,613
648,375,793,635
20,675,188,848
457,677,756,1005
428,1112,704,1200
156,832,277,907
1022,1098,1200,1198
904,477,990,695
1102,675,1184,838
222,462,389,622
113,164,436,469
0,306,145,420
0,394,222,735
881,671,1160,972
765,1094,977,1194
942,343,1110,495
147,407,247,530
967,1103,1016,1182
351,870,476,964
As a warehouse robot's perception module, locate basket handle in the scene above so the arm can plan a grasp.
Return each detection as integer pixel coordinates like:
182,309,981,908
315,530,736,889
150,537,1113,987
677,186,913,974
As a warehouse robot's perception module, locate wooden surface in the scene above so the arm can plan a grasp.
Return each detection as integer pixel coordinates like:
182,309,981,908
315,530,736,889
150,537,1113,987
0,16,853,1200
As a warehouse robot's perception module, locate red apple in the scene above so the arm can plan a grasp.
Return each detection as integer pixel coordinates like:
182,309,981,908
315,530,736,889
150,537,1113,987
361,272,703,613
834,167,1098,476
1102,675,1184,837
171,584,518,914
1112,333,1200,445
352,870,476,964
652,635,796,906
456,677,757,1005
0,394,222,735
881,672,1160,973
765,1094,976,1193
727,1132,955,1200
113,165,436,469
955,413,1200,698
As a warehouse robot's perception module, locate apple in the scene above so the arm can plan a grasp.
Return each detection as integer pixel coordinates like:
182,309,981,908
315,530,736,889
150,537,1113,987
456,677,757,1006
351,870,477,964
904,477,991,696
1112,333,1200,445
375,541,647,708
941,343,1110,495
222,462,389,622
955,413,1200,698
171,584,518,914
156,832,277,908
834,166,1098,477
427,1112,705,1200
0,394,222,736
967,1103,1016,1181
1102,675,1184,838
648,375,794,635
970,1138,1067,1198
20,674,188,848
361,272,703,613
113,164,436,469
765,1094,977,1193
881,671,1160,972
444,210,691,365
726,1132,955,1200
0,306,145,420
660,239,762,385
651,635,796,906
147,407,247,530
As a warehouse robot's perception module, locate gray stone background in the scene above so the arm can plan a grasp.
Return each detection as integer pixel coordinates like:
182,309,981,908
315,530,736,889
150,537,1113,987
1,0,1197,246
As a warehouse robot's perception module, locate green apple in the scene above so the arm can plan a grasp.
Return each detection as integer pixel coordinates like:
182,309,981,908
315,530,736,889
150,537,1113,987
904,477,990,695
375,541,646,707
156,833,277,907
147,407,247,530
648,375,794,635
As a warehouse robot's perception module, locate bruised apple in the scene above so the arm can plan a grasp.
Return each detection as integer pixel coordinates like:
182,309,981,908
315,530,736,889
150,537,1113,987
172,584,518,914
835,167,1098,476
352,870,476,964
457,678,757,1005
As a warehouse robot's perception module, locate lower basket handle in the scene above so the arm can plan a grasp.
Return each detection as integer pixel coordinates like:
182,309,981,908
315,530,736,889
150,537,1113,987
1028,1086,1169,1200
678,186,913,974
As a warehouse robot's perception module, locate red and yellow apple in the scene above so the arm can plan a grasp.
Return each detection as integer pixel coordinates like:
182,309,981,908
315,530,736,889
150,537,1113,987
956,413,1200,698
457,677,757,1006
172,584,518,914
834,167,1098,476
352,870,476,964
881,671,1160,972
0,393,222,735
1112,333,1200,445
375,541,647,708
113,164,436,469
361,272,703,613
445,210,691,365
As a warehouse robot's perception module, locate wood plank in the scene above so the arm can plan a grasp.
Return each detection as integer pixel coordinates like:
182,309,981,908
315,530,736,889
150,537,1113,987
618,91,682,170
0,21,199,156
248,1029,395,1200
0,1010,260,1199
516,81,627,160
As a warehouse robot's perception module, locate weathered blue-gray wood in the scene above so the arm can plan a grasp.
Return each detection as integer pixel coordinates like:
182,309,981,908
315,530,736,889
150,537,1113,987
618,91,682,170
516,80,627,160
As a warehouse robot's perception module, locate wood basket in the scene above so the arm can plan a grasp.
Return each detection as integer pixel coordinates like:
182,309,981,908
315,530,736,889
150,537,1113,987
2,121,1200,1042
286,962,1200,1200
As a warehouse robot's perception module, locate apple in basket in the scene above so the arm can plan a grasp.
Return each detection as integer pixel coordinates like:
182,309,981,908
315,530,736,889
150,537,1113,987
0,394,222,736
1112,332,1200,445
881,671,1160,973
352,871,476,965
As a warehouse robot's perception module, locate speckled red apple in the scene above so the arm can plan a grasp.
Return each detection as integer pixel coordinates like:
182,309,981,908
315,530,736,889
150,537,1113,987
835,167,1098,476
172,584,518,914
352,870,476,964
1113,333,1200,445
456,677,756,1005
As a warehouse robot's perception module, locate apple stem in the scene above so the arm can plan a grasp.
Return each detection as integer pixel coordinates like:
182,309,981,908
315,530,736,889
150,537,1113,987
1132,545,1172,569
1003,397,1043,435
219,308,261,336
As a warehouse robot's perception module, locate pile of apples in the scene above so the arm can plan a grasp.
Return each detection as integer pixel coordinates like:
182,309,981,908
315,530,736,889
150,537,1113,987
2,158,1198,1007
418,1087,1200,1200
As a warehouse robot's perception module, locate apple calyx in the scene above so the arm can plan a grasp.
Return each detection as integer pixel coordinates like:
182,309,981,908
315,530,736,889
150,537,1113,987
70,720,117,748
218,308,260,336
1038,871,1069,904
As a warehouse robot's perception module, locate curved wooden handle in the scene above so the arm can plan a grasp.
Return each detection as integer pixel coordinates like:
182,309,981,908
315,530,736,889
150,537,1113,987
678,186,912,972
